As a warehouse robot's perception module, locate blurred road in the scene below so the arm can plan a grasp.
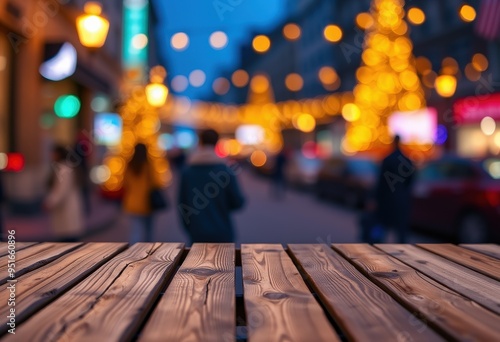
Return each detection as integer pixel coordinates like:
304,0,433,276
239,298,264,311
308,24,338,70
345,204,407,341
86,169,438,245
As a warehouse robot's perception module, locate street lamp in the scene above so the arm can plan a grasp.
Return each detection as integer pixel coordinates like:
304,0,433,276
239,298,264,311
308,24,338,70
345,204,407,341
435,75,457,98
76,2,110,49
146,66,169,107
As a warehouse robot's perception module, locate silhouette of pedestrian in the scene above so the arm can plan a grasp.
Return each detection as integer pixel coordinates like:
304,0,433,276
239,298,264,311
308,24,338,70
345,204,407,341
271,149,288,199
178,129,245,244
373,135,415,243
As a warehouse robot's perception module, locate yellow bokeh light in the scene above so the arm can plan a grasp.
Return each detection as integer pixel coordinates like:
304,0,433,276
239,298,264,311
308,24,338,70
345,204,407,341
435,75,457,98
319,66,338,85
356,12,374,30
253,35,271,53
250,75,270,93
171,32,189,51
285,73,304,92
407,7,425,25
342,103,361,122
283,23,301,41
472,53,489,72
226,139,242,156
324,25,343,43
441,57,459,75
232,69,249,88
293,113,316,133
459,5,476,22
250,150,267,167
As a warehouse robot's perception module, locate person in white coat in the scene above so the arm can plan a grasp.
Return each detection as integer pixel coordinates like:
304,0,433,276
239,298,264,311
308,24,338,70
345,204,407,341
44,146,84,241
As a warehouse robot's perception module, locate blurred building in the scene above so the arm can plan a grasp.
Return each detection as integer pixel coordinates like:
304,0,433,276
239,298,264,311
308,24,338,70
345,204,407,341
0,0,123,212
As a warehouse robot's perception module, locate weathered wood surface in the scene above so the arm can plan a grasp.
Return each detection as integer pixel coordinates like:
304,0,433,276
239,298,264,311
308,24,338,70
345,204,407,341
241,244,340,342
288,244,443,342
377,244,500,315
418,244,500,281
460,244,500,260
334,244,500,342
0,243,127,335
0,242,83,285
8,243,184,342
139,243,235,342
0,242,38,257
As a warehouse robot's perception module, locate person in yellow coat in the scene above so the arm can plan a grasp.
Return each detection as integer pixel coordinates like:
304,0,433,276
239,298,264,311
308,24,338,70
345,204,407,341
123,143,158,243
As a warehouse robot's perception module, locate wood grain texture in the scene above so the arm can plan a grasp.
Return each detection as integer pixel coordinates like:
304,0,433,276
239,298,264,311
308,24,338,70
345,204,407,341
418,244,500,281
377,244,500,315
288,244,443,342
139,243,235,342
241,244,340,342
8,243,184,342
0,242,38,257
334,244,500,342
0,243,127,336
0,243,83,285
460,244,500,260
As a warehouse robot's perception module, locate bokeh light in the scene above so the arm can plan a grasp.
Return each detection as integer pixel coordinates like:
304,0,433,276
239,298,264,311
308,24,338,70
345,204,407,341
250,150,267,167
209,31,228,50
459,4,476,22
189,69,206,87
407,7,425,25
171,75,189,92
356,13,374,30
90,165,111,184
250,75,270,93
171,32,189,51
131,33,148,49
324,25,343,42
285,73,304,92
481,116,496,136
232,69,250,88
472,53,489,72
252,35,271,53
54,95,81,118
342,103,361,122
283,23,301,41
293,113,316,133
213,77,231,95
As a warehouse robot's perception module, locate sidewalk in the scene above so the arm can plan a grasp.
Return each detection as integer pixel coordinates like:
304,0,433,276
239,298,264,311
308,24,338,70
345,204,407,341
4,191,120,241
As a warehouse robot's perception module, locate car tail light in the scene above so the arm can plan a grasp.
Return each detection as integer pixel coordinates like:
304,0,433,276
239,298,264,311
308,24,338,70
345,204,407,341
485,190,500,207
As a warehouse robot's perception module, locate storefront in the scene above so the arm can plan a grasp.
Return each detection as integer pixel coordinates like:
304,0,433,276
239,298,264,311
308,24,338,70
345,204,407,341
454,92,500,157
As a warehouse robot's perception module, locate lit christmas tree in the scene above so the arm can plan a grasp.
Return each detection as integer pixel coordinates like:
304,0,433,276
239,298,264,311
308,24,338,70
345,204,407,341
343,0,426,153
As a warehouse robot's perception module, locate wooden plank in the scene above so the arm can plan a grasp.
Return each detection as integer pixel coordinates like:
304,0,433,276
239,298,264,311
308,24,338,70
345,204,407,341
241,244,340,342
377,244,500,315
418,244,500,281
0,242,38,257
0,243,127,335
139,243,235,342
460,244,500,260
8,243,184,342
0,242,83,285
334,244,500,341
288,244,443,342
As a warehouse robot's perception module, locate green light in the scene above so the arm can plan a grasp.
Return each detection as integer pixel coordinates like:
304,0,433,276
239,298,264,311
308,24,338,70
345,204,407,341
54,95,81,118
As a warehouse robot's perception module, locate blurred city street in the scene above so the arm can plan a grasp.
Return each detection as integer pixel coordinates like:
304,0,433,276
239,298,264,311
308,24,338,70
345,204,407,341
84,169,438,245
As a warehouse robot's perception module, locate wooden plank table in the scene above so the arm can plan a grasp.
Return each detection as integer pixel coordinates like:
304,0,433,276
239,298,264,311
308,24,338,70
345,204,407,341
1,243,499,342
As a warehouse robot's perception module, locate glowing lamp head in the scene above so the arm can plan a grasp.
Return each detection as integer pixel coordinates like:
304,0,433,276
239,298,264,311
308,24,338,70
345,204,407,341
435,75,457,98
76,2,110,48
146,83,169,107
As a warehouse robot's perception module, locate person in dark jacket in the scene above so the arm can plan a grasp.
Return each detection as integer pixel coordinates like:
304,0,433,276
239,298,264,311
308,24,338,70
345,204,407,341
373,135,415,243
178,129,245,243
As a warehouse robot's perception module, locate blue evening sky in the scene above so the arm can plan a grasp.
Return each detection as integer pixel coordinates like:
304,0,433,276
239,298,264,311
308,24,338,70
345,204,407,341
152,0,287,100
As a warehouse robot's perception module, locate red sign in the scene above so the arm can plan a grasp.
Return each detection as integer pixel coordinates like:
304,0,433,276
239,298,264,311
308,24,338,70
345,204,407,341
4,153,25,172
454,92,500,124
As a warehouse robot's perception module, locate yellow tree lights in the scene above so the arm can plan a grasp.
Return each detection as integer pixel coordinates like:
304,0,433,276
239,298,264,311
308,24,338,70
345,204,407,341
344,0,426,153
103,67,171,192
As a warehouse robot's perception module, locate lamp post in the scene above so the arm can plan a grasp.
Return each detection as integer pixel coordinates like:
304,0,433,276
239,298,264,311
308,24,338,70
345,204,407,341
76,2,110,49
435,74,457,151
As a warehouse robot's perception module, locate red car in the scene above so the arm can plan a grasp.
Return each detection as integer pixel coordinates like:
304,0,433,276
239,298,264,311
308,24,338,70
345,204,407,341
411,156,500,243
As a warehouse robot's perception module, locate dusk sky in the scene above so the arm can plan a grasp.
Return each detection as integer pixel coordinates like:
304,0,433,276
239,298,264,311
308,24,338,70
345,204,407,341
152,0,287,100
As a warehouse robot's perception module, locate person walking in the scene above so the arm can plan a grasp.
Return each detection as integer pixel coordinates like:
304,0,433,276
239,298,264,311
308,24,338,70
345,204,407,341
44,145,85,242
123,143,159,244
178,129,245,243
373,135,415,243
271,148,288,199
